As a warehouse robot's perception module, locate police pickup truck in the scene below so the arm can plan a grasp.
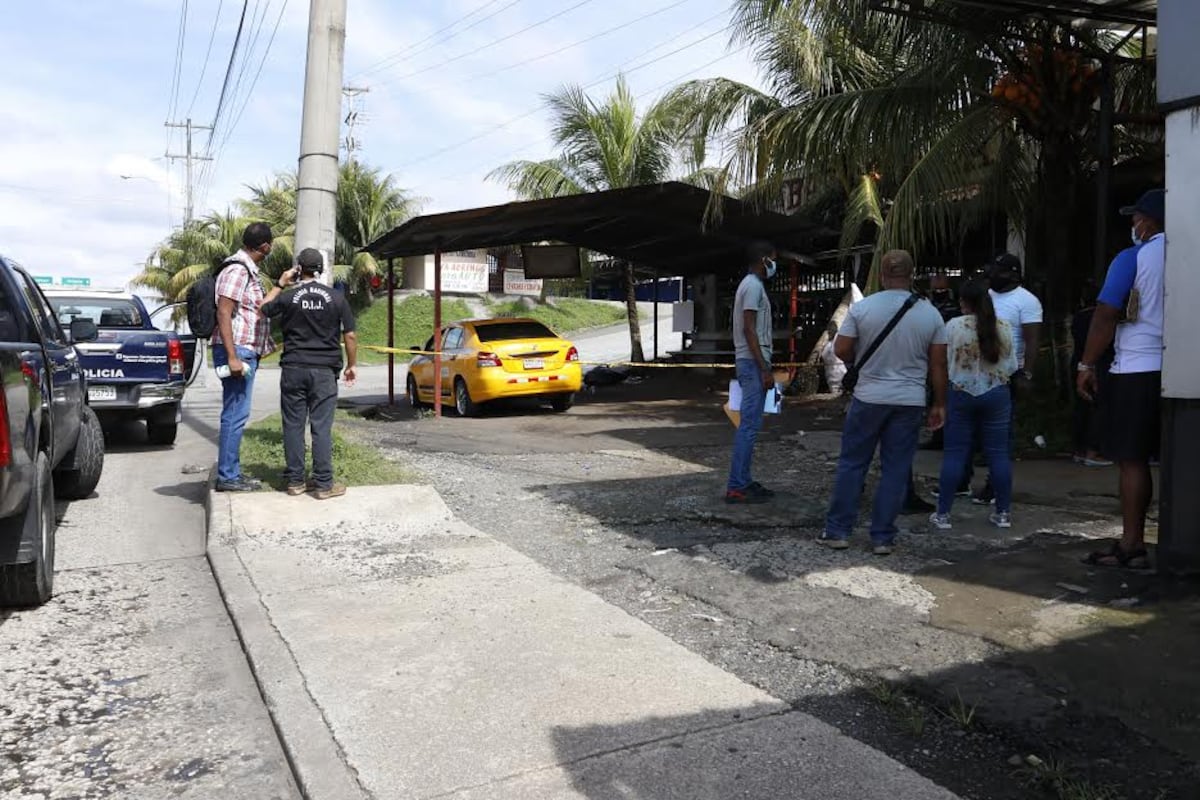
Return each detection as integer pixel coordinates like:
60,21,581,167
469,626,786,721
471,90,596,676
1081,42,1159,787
44,289,196,445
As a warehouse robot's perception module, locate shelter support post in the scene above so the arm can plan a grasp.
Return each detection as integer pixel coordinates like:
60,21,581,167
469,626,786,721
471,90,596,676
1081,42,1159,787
789,261,799,379
387,257,395,406
653,270,659,361
433,245,443,418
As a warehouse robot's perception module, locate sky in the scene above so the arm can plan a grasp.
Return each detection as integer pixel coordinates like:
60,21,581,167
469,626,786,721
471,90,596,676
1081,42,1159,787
0,0,762,293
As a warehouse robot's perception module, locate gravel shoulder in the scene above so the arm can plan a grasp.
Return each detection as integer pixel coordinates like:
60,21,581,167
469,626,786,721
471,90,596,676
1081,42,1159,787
342,387,1198,800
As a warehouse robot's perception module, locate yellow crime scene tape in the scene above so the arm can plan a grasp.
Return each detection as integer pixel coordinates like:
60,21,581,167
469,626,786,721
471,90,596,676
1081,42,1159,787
363,345,821,371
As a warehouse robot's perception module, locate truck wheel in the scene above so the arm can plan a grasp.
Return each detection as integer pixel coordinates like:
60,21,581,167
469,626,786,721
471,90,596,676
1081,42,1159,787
147,404,179,446
53,405,104,500
0,452,56,607
550,394,575,412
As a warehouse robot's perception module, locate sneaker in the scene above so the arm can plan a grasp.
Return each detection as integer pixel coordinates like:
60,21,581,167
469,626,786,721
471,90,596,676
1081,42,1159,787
816,534,849,550
725,488,769,505
312,483,347,500
286,479,317,497
1081,457,1114,468
215,479,259,493
872,543,894,556
928,512,953,530
900,495,936,515
971,485,996,506
989,511,1012,529
747,481,776,498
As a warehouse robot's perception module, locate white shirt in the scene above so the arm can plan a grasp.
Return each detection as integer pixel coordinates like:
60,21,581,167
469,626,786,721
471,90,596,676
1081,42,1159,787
989,285,1043,369
1112,233,1165,374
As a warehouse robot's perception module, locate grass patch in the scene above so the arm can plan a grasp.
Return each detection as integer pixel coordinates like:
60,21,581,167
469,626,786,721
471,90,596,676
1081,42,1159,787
486,297,625,336
354,295,474,365
239,413,416,490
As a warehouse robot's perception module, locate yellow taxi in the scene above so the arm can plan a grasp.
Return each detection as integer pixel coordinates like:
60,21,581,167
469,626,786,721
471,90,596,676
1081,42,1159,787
406,318,583,416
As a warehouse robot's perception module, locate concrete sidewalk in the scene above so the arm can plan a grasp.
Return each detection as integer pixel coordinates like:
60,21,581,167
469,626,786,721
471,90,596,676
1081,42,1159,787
208,484,959,800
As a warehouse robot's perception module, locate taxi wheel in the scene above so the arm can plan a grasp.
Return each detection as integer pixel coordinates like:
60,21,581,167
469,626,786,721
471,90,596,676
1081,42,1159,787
454,378,478,417
407,374,427,409
550,394,574,412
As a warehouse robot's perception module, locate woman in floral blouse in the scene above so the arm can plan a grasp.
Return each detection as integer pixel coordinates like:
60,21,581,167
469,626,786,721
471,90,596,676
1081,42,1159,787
930,279,1018,530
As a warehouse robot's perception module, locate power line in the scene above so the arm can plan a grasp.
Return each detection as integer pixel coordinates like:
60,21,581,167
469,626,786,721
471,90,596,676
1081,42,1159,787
352,0,523,80
209,0,251,144
187,0,225,116
211,0,289,164
459,0,691,84
393,14,733,170
372,0,600,89
165,0,190,127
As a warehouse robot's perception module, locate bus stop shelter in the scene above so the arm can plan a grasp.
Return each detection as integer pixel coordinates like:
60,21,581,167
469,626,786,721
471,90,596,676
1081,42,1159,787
364,182,824,414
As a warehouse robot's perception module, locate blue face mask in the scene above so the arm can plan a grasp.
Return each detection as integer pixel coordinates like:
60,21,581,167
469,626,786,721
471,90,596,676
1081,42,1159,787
764,259,778,280
1131,226,1144,246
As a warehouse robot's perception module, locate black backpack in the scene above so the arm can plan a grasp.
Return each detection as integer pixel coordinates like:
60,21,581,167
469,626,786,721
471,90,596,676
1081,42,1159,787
186,257,247,339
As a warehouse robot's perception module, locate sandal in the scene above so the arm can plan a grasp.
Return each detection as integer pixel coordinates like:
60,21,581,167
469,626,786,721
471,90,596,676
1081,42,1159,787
1082,541,1150,570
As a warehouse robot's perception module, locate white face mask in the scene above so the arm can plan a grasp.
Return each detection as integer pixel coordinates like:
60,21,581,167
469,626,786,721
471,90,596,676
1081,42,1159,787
1131,225,1146,246
764,259,778,280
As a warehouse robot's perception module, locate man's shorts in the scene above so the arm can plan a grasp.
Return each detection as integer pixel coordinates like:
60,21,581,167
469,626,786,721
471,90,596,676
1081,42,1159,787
1103,371,1162,461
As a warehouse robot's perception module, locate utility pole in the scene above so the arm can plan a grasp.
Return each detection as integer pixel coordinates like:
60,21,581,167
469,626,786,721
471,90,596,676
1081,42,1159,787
165,118,213,224
342,85,370,159
295,0,348,286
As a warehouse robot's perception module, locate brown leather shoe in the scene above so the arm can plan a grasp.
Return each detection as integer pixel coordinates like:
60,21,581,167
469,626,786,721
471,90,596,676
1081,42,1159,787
312,483,347,500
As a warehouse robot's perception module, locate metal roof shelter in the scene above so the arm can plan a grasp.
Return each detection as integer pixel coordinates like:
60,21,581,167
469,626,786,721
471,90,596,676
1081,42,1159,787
365,182,827,414
871,0,1156,28
365,182,825,276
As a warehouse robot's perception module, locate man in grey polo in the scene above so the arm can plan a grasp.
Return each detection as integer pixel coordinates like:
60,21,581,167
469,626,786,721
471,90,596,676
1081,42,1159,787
725,240,778,504
821,250,948,554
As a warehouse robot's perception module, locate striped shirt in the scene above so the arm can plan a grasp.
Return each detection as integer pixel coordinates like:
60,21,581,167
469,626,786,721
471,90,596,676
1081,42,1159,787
212,250,274,356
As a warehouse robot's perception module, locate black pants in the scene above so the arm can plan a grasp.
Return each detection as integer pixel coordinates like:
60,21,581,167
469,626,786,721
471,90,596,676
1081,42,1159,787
1072,368,1108,455
281,365,339,489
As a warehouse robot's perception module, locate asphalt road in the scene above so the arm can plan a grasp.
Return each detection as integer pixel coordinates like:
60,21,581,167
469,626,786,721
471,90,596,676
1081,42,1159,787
0,379,299,798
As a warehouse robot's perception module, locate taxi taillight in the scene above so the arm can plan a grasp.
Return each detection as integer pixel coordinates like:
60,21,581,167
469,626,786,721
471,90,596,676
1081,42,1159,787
477,352,502,368
168,339,185,376
566,347,579,362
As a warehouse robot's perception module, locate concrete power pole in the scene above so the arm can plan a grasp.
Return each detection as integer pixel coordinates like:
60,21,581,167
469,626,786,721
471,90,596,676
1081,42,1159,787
165,118,213,224
294,0,348,286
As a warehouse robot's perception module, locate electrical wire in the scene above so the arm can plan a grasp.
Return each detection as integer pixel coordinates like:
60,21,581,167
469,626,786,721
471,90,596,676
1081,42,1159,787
212,0,289,162
208,0,251,144
372,0,600,89
165,0,190,127
352,0,523,80
393,14,733,170
186,0,225,116
459,0,692,84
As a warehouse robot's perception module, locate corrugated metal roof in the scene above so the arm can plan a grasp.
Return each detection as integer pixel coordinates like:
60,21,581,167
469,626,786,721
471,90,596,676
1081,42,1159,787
364,182,830,278
873,0,1156,27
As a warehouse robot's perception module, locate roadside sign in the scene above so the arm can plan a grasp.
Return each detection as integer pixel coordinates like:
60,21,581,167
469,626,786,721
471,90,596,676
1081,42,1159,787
33,276,53,285
61,277,91,287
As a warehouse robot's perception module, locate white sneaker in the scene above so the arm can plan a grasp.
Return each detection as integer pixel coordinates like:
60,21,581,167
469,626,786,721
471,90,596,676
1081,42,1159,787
989,511,1012,529
816,534,849,550
929,512,952,530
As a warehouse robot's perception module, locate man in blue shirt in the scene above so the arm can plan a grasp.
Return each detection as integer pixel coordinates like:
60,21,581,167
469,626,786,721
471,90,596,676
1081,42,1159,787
1077,189,1166,569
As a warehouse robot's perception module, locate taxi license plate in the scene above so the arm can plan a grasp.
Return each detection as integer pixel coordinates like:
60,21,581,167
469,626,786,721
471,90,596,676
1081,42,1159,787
523,358,545,370
88,386,117,402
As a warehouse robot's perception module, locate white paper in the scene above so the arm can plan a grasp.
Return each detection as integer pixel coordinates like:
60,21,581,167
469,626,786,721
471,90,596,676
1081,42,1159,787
728,378,783,415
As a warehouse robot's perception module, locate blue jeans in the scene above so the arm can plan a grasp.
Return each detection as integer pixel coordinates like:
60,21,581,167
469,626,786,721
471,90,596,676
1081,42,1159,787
212,345,259,483
726,358,766,492
938,387,1012,514
825,400,925,546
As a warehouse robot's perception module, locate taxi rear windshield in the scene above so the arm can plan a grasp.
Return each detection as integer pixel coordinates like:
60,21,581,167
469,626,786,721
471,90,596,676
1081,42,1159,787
474,321,557,342
50,297,143,328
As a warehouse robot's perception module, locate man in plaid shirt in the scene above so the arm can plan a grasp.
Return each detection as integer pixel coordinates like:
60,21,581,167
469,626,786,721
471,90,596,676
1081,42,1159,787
212,222,276,492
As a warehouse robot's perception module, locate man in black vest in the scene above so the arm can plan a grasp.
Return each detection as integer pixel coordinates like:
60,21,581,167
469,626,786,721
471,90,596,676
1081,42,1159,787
260,248,358,499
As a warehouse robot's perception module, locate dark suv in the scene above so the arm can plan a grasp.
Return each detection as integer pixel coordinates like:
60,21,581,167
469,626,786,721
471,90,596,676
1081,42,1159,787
0,255,104,607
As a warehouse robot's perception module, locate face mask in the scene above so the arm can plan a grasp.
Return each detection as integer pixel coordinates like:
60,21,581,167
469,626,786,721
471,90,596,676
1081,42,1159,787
989,273,1016,292
763,259,778,280
932,289,951,301
1131,226,1144,246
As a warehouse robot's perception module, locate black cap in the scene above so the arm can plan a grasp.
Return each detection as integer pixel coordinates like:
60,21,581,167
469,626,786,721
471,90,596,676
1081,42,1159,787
1120,189,1165,226
987,252,1022,276
296,248,324,273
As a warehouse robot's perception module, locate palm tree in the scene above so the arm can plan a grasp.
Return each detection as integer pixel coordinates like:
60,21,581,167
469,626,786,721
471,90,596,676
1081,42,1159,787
488,75,693,363
669,1,1158,303
243,160,421,304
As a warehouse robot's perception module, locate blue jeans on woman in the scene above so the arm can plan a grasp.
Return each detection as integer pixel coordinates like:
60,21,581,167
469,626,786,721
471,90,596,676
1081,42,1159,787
824,400,925,546
726,358,766,492
212,345,259,484
937,387,1012,515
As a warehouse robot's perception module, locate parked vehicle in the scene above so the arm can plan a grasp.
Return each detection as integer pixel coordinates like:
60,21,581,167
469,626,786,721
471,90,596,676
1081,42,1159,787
0,256,105,607
44,289,196,445
407,318,582,416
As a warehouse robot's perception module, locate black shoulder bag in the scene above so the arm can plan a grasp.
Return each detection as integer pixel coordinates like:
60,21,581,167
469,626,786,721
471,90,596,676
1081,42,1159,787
840,292,921,396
